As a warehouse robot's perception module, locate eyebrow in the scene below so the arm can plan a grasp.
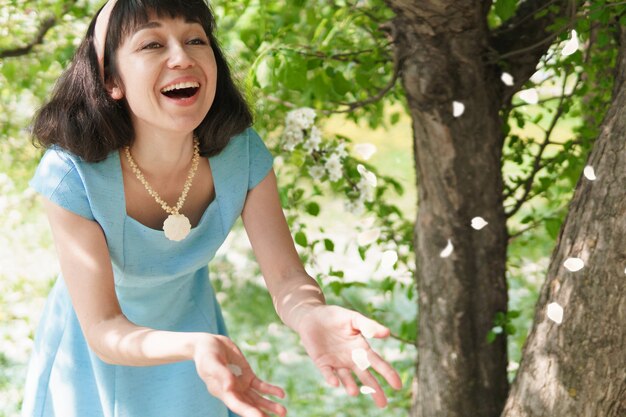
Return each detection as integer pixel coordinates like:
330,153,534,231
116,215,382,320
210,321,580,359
134,19,202,34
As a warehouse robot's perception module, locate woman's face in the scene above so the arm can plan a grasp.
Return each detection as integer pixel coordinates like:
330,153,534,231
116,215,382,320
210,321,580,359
111,14,217,137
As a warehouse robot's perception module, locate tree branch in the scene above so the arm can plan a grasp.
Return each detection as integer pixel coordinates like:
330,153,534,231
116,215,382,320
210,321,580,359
0,1,78,59
505,70,580,218
490,0,578,105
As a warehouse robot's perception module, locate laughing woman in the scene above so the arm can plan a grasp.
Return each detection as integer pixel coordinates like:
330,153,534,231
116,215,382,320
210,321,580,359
22,1,402,416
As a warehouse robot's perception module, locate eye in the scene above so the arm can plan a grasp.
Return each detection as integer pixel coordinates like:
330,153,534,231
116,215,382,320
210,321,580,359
141,41,162,50
188,38,208,46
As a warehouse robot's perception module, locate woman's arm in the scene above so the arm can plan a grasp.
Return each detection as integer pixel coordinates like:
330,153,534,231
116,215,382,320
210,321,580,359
240,170,325,333
44,198,286,417
44,198,200,365
241,171,402,408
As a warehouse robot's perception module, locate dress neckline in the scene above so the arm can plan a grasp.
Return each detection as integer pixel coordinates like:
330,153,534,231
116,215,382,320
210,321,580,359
115,150,219,235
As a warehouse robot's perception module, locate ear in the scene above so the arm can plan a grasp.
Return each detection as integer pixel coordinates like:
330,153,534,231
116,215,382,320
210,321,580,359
108,85,124,100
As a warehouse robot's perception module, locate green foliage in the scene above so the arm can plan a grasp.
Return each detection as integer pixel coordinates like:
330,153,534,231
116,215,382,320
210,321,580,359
2,0,624,415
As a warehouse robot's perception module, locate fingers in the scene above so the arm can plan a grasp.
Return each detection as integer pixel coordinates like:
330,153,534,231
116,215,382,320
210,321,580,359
249,390,288,417
368,349,403,390
222,390,269,417
353,313,391,339
354,368,387,408
319,365,340,388
336,368,359,396
251,376,286,399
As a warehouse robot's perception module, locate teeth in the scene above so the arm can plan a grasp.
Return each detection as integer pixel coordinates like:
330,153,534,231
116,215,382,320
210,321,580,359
161,81,200,93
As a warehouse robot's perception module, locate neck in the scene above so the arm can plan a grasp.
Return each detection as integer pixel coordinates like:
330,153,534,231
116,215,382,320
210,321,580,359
128,131,196,175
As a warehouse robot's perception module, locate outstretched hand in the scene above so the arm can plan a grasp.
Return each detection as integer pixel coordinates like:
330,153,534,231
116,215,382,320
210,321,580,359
194,334,286,417
296,305,403,408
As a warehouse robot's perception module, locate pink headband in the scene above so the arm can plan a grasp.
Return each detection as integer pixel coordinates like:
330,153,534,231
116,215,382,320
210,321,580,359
93,0,118,81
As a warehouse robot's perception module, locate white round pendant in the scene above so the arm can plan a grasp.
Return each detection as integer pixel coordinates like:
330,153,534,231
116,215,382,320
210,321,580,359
163,214,192,241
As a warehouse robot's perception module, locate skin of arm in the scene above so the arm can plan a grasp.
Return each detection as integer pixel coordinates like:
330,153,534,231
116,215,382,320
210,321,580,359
43,198,210,366
241,170,326,333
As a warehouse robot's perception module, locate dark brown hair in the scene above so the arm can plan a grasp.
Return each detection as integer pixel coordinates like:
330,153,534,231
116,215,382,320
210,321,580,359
32,0,253,162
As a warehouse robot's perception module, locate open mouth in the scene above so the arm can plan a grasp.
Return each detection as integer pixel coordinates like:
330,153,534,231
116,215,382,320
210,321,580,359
160,82,200,99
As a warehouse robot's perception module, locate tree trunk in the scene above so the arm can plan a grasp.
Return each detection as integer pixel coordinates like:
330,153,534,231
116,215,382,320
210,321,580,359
385,3,509,416
501,25,626,417
382,1,572,416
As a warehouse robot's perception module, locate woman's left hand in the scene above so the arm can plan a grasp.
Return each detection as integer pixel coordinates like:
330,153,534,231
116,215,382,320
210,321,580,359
295,305,403,408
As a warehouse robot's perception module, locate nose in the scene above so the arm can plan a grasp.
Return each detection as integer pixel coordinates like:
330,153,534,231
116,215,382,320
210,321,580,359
167,43,194,69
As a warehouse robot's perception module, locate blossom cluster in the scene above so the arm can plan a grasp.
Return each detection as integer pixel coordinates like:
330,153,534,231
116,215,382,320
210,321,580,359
281,108,379,214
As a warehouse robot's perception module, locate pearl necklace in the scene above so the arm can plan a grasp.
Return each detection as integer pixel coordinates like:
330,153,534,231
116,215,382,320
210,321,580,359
124,139,200,241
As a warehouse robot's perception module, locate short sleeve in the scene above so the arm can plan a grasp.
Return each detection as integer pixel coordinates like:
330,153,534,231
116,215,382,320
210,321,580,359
247,129,274,190
29,148,95,221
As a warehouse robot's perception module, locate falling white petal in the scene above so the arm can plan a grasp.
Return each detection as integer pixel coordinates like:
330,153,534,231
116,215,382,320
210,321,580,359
453,101,465,117
583,166,597,181
380,250,398,270
359,321,377,339
546,302,564,324
624,267,626,275
519,89,539,105
357,229,381,246
563,257,584,272
227,364,243,377
471,217,488,230
360,386,376,395
562,30,579,57
440,239,454,258
352,348,371,370
501,72,514,86
354,143,377,160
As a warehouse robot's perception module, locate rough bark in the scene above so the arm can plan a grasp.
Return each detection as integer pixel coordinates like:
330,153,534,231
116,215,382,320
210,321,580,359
384,2,509,416
381,1,572,416
501,24,626,417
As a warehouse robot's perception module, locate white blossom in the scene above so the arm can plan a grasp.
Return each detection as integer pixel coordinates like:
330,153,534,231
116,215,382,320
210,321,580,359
324,153,343,182
354,143,377,160
335,142,348,158
518,88,539,105
562,30,579,56
308,165,325,181
285,107,317,130
303,125,322,152
357,164,377,187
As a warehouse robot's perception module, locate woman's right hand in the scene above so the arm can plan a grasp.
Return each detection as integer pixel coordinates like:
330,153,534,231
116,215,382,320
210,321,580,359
193,334,287,417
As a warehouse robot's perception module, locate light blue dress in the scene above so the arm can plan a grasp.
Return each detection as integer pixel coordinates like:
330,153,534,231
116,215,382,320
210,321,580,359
22,128,273,417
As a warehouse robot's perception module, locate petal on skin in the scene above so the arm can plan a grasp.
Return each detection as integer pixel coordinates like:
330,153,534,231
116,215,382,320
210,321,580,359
351,348,371,371
546,302,564,324
440,239,454,258
471,217,488,230
227,364,243,377
360,386,376,395
359,321,377,339
563,257,584,272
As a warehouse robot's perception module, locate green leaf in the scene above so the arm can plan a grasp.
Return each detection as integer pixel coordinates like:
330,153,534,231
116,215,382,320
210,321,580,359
305,202,320,216
255,56,273,89
295,231,308,247
324,239,335,252
494,0,518,22
545,217,563,240
487,330,497,344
